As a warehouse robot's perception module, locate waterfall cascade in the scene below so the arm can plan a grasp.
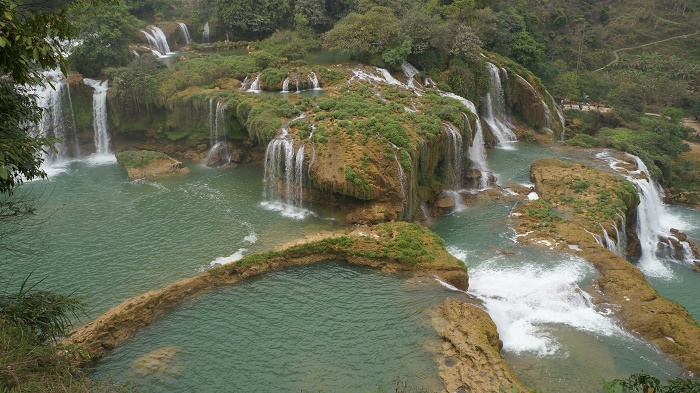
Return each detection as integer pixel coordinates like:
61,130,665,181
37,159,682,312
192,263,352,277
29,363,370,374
309,72,321,90
247,73,261,93
281,77,290,93
598,152,694,277
83,78,111,156
389,143,407,207
466,116,491,190
484,63,517,147
401,61,421,90
443,123,463,189
262,115,309,218
205,98,231,166
141,26,171,56
34,70,79,163
177,22,192,45
202,22,210,44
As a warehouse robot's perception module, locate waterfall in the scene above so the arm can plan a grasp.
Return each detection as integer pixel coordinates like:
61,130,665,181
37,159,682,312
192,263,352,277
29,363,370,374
33,70,79,163
141,26,171,56
177,22,192,45
584,228,604,247
484,63,517,147
202,22,210,44
239,76,250,90
205,98,230,166
401,61,421,90
615,213,627,257
309,72,321,90
439,92,491,189
600,224,619,255
246,73,261,93
83,78,111,156
281,77,290,93
443,123,463,189
556,103,566,141
390,143,407,207
262,114,309,219
598,152,692,277
376,67,404,86
466,116,491,190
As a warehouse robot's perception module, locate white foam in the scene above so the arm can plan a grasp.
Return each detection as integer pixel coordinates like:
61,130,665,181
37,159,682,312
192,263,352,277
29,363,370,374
85,154,117,165
527,192,539,200
210,248,247,267
259,201,315,220
468,256,626,356
244,231,258,244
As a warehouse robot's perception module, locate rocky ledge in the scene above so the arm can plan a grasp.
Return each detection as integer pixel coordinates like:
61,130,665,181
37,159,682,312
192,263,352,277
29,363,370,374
513,158,700,375
115,150,190,180
433,299,531,393
63,222,469,361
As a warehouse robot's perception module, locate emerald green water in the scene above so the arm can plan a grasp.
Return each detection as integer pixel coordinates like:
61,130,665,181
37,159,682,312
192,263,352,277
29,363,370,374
92,262,453,392
1,142,698,391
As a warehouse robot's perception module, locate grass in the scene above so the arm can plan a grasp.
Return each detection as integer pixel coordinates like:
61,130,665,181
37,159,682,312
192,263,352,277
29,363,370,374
116,150,170,169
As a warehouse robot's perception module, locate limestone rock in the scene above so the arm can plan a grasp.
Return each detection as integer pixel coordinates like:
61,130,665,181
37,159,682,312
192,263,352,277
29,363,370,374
434,299,531,393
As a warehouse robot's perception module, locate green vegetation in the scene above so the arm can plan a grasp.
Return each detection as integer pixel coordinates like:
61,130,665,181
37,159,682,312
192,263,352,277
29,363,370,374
232,222,456,269
604,373,700,393
566,110,697,198
116,150,170,168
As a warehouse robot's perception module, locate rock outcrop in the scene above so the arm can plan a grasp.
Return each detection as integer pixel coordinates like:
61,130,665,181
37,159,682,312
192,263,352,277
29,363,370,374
116,150,190,180
433,299,531,393
513,158,700,375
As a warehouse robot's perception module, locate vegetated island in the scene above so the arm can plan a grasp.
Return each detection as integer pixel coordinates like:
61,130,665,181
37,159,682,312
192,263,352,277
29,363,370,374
513,157,700,375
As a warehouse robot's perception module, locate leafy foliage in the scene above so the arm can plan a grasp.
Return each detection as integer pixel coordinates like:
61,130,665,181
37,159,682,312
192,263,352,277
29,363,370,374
116,150,169,168
604,373,700,393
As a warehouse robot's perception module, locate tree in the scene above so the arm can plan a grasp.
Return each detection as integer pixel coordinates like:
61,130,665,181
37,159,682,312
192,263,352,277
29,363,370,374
0,0,83,192
322,6,402,54
69,3,139,77
511,31,542,70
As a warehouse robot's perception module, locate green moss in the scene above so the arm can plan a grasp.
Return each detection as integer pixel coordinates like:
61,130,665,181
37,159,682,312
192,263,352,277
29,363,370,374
116,150,170,168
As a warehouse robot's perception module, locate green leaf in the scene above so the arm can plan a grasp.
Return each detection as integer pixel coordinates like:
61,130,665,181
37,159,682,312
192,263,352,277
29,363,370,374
0,166,10,180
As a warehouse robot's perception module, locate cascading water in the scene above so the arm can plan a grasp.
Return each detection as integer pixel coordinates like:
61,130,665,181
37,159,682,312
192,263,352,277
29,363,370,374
281,77,290,93
376,67,404,86
483,63,517,147
443,123,463,188
205,98,231,166
600,224,620,255
202,22,210,44
598,152,692,277
177,22,192,45
401,61,421,90
33,70,80,164
83,78,111,156
141,26,171,56
309,72,321,90
466,116,491,190
390,143,407,207
439,92,491,190
262,114,310,219
246,73,261,93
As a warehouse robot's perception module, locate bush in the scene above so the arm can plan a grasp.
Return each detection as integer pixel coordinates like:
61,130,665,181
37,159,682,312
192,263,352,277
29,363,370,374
116,150,169,168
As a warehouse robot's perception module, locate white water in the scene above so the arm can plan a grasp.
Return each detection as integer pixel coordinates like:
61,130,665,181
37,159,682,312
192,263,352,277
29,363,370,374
443,123,463,188
401,61,421,90
598,152,692,278
484,63,517,148
390,143,407,207
309,72,321,90
466,254,627,356
439,92,477,116
247,73,262,93
33,70,79,164
202,22,210,44
177,22,192,45
466,118,491,190
239,76,250,90
83,78,111,156
376,67,404,87
281,77,290,93
262,115,312,219
141,26,172,56
205,99,230,166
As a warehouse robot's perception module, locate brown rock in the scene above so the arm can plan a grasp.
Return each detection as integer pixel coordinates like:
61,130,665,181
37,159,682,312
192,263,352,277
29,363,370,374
124,157,190,180
433,299,531,393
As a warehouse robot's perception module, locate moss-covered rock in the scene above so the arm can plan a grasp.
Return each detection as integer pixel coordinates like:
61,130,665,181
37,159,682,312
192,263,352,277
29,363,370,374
116,150,189,180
